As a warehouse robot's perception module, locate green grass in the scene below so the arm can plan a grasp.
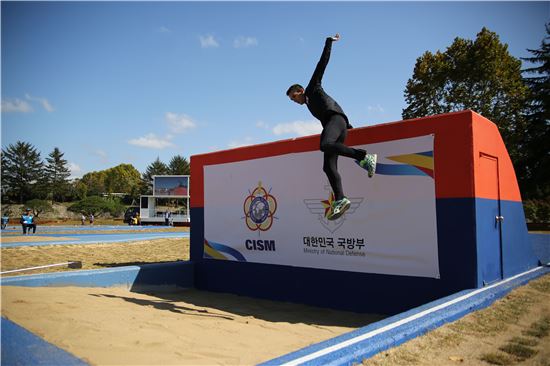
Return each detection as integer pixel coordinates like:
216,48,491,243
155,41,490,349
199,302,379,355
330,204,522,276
509,336,538,347
499,343,538,360
522,316,550,338
480,315,549,364
480,352,514,365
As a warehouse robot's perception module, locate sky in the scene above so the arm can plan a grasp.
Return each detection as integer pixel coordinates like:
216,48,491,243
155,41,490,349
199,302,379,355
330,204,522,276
1,1,548,179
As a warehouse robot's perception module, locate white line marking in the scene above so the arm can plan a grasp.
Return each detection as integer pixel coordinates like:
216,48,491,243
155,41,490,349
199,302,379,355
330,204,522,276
281,266,544,366
0,262,80,275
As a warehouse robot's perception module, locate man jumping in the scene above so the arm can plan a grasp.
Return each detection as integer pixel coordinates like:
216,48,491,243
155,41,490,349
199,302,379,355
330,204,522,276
287,33,377,220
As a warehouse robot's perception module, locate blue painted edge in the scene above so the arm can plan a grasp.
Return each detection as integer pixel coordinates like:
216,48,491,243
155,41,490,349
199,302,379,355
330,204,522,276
259,265,550,366
1,266,140,287
1,317,88,366
0,261,194,289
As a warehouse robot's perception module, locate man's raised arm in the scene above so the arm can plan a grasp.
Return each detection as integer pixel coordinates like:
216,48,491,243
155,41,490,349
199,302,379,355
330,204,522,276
307,33,340,89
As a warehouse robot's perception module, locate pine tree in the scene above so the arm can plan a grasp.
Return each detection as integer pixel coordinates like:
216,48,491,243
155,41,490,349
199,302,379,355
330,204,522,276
168,155,190,175
44,147,71,203
1,141,44,203
141,157,169,194
521,23,550,200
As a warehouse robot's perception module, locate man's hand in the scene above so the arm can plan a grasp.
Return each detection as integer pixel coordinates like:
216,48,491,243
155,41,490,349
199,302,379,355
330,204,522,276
330,33,340,42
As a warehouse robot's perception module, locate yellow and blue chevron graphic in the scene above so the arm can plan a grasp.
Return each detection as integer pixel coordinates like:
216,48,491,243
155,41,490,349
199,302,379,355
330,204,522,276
204,240,247,261
376,151,434,178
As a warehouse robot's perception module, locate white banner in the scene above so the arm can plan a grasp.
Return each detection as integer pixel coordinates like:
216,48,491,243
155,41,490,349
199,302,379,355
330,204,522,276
204,135,439,278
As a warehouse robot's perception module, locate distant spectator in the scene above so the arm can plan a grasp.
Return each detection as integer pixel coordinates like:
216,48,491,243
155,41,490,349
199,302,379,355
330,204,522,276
81,214,86,225
1,214,9,230
20,208,36,235
89,213,94,225
131,212,140,226
169,212,174,227
164,210,171,226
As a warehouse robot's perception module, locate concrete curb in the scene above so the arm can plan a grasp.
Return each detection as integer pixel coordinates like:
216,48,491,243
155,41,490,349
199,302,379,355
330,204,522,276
0,261,194,289
1,317,88,366
260,266,550,366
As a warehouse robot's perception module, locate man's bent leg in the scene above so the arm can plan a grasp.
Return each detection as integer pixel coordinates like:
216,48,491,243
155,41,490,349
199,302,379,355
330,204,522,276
320,115,365,160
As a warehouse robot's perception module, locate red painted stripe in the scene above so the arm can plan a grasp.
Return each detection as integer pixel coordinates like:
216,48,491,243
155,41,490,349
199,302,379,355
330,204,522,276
191,110,522,207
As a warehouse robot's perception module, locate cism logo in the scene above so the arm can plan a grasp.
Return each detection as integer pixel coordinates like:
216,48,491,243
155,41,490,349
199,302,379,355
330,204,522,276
243,181,277,232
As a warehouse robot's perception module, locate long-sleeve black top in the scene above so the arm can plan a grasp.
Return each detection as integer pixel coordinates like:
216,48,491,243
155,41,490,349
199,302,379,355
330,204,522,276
305,37,351,128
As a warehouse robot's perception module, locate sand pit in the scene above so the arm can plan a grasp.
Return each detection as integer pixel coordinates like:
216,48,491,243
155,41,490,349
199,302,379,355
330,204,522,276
1,286,383,365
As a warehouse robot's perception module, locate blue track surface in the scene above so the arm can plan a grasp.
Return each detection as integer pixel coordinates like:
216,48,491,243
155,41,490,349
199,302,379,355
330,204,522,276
1,231,189,248
1,225,175,233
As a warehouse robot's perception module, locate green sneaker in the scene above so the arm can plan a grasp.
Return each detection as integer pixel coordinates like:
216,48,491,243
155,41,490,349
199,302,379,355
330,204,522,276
358,153,377,178
327,197,351,221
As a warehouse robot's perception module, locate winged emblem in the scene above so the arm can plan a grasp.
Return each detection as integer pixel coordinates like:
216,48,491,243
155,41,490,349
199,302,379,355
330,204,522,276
304,191,363,233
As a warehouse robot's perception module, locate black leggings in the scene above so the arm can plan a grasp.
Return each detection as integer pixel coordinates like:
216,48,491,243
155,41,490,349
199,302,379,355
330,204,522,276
320,114,365,201
22,223,36,234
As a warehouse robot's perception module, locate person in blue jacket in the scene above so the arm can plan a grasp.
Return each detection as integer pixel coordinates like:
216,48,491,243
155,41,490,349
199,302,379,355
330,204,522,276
20,208,36,234
1,214,9,230
287,33,377,220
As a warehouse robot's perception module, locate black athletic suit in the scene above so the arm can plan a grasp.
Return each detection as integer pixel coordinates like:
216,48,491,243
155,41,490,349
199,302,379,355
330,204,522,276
305,37,366,201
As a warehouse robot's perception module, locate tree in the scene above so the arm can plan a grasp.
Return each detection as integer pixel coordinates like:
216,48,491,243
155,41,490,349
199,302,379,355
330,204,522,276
79,170,107,197
141,157,169,194
168,155,190,175
402,27,530,163
75,163,141,201
1,141,44,203
521,23,550,201
103,164,142,195
68,196,122,217
25,199,53,218
71,178,88,200
44,147,71,203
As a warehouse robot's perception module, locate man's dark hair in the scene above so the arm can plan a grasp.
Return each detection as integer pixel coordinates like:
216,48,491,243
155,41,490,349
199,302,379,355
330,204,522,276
286,84,304,96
